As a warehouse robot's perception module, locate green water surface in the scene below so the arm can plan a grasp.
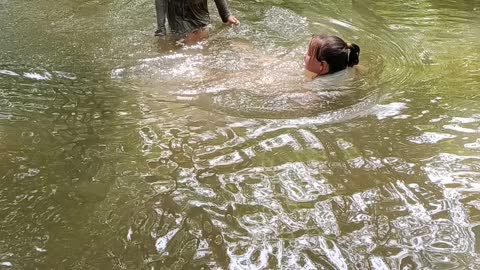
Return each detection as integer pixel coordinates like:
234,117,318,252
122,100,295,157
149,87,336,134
1,0,480,269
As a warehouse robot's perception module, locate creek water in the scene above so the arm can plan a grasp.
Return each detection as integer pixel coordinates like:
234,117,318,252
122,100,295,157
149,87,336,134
1,0,480,269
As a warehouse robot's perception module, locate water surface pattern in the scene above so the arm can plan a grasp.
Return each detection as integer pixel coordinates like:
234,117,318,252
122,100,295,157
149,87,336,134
1,0,480,269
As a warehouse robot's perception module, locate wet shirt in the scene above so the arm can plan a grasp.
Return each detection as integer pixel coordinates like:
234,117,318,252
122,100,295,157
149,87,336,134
155,0,231,36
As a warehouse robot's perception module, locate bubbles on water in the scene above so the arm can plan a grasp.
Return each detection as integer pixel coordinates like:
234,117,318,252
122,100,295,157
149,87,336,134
264,7,309,40
23,71,52,81
0,70,19,77
0,67,77,82
388,24,412,31
372,102,408,120
450,117,478,124
297,129,324,149
464,139,480,150
110,68,125,79
408,132,457,144
444,124,479,134
52,71,76,80
0,262,13,267
155,228,180,254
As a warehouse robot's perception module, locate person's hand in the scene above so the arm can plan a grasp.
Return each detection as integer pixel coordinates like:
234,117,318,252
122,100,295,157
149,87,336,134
226,15,240,25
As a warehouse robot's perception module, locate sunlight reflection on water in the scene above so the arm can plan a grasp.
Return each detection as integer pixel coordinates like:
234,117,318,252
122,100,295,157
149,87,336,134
1,0,480,269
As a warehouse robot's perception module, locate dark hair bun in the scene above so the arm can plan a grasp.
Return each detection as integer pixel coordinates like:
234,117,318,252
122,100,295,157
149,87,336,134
347,43,360,67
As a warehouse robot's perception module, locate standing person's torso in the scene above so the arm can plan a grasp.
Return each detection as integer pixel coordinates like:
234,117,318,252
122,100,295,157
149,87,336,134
167,0,210,35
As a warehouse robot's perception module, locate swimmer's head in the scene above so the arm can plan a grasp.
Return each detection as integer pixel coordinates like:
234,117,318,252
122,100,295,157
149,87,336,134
304,35,360,76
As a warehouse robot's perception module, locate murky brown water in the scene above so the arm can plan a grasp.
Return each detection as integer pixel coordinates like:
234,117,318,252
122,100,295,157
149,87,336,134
1,0,480,269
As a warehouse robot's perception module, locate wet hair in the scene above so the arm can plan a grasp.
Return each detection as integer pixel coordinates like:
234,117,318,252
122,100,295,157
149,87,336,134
307,35,360,74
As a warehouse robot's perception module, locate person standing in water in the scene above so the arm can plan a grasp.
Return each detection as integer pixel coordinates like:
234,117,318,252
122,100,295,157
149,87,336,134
155,0,240,44
304,35,360,80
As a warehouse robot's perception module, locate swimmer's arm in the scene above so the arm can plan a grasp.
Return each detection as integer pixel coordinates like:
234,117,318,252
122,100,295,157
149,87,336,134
155,0,167,36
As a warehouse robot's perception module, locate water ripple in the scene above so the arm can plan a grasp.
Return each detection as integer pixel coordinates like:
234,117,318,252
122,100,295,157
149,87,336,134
2,0,480,269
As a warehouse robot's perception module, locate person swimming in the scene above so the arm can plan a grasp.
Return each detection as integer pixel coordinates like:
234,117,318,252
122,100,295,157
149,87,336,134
304,35,360,80
163,34,364,117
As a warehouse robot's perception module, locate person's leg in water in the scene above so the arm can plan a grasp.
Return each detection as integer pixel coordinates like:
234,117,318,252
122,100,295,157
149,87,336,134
154,0,239,44
181,27,210,45
154,0,167,37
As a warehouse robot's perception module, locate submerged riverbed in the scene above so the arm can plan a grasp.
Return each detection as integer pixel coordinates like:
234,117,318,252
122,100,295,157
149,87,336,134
1,0,480,268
